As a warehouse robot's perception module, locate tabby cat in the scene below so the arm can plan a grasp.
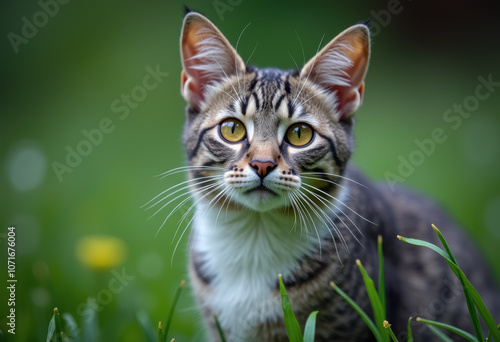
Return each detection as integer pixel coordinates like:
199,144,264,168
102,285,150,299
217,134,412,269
168,10,500,341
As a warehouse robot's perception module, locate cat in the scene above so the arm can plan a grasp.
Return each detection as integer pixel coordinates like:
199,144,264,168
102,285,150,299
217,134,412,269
167,10,500,342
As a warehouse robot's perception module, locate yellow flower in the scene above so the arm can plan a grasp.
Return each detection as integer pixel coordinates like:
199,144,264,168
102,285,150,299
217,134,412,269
76,235,126,270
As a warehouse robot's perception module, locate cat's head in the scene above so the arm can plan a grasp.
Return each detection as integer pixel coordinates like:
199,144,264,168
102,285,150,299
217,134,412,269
179,12,370,212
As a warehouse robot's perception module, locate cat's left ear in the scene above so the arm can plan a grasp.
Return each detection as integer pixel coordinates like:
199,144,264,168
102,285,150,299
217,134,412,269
180,12,246,111
300,24,370,120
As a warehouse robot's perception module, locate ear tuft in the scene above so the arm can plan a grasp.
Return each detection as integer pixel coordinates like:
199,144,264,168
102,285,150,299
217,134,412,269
300,24,370,120
180,13,245,111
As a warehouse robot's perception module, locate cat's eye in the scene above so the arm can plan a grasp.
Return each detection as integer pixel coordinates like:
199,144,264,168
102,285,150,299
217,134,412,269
219,118,246,143
285,123,314,147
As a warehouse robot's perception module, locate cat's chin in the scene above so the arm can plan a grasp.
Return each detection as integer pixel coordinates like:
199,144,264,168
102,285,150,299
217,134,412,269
234,187,289,212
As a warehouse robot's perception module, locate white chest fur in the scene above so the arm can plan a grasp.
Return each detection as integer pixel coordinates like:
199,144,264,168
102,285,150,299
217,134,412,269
191,206,325,340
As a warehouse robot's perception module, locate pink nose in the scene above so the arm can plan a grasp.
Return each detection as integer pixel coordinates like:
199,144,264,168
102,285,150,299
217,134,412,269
250,160,276,178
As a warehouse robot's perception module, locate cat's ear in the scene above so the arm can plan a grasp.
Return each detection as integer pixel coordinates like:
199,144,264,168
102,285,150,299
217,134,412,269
180,13,245,111
300,24,370,120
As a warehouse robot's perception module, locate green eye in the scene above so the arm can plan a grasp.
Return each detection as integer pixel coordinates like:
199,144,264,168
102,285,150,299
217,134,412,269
220,119,246,142
286,123,314,147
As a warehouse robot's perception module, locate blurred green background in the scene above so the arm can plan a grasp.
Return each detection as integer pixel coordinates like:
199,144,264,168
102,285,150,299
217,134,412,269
1,0,499,340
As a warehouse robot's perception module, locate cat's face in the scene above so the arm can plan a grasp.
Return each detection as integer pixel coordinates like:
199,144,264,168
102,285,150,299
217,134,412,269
180,13,370,213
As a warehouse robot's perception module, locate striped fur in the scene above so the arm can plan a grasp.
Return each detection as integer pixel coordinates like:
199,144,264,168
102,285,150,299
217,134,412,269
175,12,500,342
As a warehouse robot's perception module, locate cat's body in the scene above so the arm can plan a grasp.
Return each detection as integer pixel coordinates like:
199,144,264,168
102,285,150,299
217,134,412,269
175,11,500,341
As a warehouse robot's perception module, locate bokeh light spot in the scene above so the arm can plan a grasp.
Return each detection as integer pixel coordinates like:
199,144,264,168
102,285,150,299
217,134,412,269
6,141,47,192
76,235,127,270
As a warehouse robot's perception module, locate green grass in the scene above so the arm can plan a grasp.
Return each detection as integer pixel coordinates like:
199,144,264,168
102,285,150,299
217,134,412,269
44,226,499,342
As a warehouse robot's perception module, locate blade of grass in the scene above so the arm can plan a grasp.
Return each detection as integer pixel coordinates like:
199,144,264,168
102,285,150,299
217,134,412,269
486,324,500,342
330,281,382,341
383,321,398,342
397,236,450,260
426,325,455,342
53,308,63,342
416,317,478,342
46,313,55,342
407,317,413,342
158,322,163,342
357,260,388,341
214,315,227,342
431,225,457,265
398,234,500,341
377,235,386,315
278,274,303,342
431,225,483,340
164,280,186,341
303,311,318,342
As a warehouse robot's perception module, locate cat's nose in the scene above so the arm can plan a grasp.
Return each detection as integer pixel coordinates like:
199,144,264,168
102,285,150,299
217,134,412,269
250,160,276,179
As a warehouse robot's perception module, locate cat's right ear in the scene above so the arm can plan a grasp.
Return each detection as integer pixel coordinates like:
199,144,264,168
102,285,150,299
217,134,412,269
180,13,245,111
300,24,370,121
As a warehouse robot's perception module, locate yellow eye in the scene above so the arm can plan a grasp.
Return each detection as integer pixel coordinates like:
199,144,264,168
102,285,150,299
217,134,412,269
286,123,314,147
219,119,246,143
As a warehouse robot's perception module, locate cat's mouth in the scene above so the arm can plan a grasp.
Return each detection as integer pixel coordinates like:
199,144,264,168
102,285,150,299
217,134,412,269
244,185,278,196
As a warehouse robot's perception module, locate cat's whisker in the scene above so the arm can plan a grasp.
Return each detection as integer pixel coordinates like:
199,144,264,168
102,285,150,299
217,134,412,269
300,184,361,248
234,22,252,103
170,183,226,265
148,180,222,220
300,175,353,198
293,190,321,238
290,191,310,236
243,43,258,88
169,181,224,242
206,85,239,103
293,189,329,258
286,193,299,232
292,193,307,235
214,187,235,227
296,30,306,66
302,171,369,189
143,175,222,209
292,34,325,107
295,88,330,107
296,189,344,264
297,188,347,248
288,52,300,72
155,182,219,238
197,184,231,229
301,181,375,228
156,165,225,178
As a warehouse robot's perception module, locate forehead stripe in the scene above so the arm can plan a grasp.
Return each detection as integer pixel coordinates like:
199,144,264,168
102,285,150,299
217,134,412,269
248,77,258,92
284,78,291,94
287,101,295,118
251,92,260,111
274,94,285,111
240,95,249,115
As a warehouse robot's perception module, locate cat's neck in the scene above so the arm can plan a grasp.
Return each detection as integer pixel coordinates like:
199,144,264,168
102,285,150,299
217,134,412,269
192,206,327,286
